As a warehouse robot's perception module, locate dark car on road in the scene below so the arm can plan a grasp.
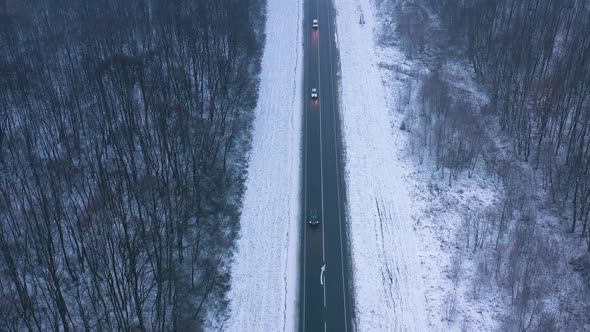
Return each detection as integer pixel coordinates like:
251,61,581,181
308,209,319,226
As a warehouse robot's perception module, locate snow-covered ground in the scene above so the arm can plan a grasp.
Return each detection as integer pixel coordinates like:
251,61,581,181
334,0,556,330
334,0,429,330
332,0,506,329
225,0,303,330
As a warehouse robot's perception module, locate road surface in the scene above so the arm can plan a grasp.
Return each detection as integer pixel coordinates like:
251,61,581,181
300,0,351,330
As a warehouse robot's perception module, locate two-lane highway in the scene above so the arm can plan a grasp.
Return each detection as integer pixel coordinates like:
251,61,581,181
301,0,351,330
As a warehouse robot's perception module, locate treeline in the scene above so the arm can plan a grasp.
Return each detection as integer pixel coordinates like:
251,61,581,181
0,0,264,330
432,0,590,247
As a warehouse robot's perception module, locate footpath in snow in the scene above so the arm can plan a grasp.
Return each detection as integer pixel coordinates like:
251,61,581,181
334,0,428,330
225,0,303,330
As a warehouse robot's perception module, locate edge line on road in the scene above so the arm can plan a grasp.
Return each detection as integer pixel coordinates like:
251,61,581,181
302,1,309,330
325,0,349,331
316,0,327,326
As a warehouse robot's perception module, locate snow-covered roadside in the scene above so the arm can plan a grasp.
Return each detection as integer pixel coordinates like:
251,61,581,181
336,0,589,329
335,0,509,329
225,0,303,330
334,0,428,330
334,0,505,329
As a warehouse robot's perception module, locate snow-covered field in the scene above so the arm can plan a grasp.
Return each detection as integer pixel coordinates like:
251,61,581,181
225,0,303,330
334,0,430,330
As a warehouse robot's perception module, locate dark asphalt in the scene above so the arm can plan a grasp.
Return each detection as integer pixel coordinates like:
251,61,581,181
301,0,351,331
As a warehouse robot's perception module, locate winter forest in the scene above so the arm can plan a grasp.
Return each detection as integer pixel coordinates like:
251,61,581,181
2,0,590,330
0,0,264,330
394,0,590,329
401,0,590,246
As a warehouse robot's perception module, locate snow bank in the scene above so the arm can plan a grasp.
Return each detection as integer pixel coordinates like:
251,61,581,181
225,0,303,330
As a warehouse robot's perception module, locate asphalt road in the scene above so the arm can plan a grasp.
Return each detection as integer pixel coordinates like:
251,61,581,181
301,0,351,330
